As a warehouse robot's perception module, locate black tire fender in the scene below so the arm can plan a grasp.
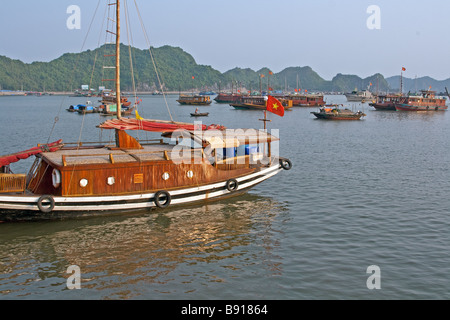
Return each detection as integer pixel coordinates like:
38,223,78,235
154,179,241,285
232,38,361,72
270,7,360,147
226,179,239,192
280,158,292,170
37,195,55,213
154,190,171,208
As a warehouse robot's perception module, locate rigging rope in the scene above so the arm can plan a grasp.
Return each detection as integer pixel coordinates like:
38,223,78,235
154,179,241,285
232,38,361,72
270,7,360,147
133,0,175,123
47,0,102,144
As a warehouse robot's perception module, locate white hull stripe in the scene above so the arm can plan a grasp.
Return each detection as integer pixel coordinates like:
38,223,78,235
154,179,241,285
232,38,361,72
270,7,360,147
0,164,282,212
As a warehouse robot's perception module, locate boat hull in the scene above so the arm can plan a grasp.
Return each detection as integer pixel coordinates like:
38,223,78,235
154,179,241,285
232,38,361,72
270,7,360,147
395,104,448,111
0,162,282,218
369,103,396,111
190,113,209,117
311,111,365,120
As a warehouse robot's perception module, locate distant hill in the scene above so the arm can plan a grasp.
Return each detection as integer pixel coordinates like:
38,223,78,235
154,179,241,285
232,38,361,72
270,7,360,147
0,44,225,92
386,76,450,93
0,44,445,94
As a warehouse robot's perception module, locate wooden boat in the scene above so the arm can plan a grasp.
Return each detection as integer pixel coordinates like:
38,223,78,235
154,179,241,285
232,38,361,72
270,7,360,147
394,90,447,111
214,93,244,104
344,89,373,102
230,96,293,110
311,105,366,120
369,94,408,110
282,94,325,107
177,94,212,105
0,1,290,220
67,104,81,112
190,112,209,117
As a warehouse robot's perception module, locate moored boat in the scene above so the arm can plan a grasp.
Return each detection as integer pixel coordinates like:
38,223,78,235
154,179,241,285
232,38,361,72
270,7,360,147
283,93,325,107
394,90,447,111
369,94,408,111
311,105,366,120
214,93,244,104
230,96,293,110
344,89,373,102
177,94,212,106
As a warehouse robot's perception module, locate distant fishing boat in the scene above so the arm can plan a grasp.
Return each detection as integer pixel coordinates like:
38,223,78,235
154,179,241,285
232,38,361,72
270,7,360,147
177,94,212,106
344,86,373,102
67,102,98,113
283,93,325,107
311,105,366,120
369,94,408,111
395,90,447,111
214,93,243,104
230,96,293,110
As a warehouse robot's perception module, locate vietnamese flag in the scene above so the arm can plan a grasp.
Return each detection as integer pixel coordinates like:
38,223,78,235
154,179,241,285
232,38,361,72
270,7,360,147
402,67,406,71
266,95,284,117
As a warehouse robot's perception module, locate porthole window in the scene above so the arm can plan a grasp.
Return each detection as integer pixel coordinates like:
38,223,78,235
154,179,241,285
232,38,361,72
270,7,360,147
187,170,194,179
80,179,88,188
107,177,115,186
162,172,170,181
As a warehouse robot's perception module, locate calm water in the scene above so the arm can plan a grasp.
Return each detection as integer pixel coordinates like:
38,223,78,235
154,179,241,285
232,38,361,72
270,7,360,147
0,94,449,300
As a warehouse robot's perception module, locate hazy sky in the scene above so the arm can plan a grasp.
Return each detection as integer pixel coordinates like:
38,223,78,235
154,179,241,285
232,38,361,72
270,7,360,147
1,0,450,80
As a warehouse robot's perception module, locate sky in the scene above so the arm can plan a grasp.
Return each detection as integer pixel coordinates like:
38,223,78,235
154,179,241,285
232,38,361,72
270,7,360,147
1,0,450,80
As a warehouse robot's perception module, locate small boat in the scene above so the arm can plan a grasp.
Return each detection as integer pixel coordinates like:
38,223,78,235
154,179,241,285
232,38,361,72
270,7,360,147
394,90,447,111
311,105,366,120
190,112,209,117
77,104,99,114
67,104,81,112
344,88,373,102
177,94,212,105
67,103,98,113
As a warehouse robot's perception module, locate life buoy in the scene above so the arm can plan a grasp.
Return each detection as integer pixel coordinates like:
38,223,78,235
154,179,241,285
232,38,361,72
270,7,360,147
52,169,61,188
37,195,55,213
280,158,292,170
154,190,171,208
226,179,239,192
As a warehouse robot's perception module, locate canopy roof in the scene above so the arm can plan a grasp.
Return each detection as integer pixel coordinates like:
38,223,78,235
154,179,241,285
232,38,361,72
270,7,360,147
193,129,280,149
98,118,226,132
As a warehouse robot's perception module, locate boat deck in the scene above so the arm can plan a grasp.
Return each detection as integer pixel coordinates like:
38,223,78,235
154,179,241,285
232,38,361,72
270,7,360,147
41,143,192,166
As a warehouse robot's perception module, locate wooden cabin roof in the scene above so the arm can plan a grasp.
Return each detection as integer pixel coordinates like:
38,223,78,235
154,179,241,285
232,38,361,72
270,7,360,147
40,144,180,167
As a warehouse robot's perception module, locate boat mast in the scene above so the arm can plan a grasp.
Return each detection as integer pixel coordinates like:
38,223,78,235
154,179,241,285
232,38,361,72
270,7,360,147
115,0,121,119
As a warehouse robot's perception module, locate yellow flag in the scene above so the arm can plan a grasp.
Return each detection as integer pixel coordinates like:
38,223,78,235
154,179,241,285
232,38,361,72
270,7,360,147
135,109,144,120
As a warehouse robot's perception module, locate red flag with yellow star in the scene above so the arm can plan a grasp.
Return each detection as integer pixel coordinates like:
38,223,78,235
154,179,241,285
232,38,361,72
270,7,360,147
266,95,284,117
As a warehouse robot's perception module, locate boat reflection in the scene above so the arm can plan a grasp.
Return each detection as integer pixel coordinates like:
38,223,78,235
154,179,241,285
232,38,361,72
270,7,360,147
0,193,287,298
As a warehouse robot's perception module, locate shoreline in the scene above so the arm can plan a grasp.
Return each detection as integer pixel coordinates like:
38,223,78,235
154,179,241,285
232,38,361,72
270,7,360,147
0,91,197,97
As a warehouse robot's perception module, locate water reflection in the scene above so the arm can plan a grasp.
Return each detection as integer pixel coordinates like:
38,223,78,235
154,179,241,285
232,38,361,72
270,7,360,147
0,193,288,299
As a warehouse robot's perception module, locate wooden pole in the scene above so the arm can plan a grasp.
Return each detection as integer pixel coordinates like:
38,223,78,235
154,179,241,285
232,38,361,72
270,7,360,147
116,0,121,119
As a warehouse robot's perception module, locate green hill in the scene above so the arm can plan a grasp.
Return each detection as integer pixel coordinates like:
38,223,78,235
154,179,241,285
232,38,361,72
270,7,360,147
0,45,226,92
0,44,392,93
